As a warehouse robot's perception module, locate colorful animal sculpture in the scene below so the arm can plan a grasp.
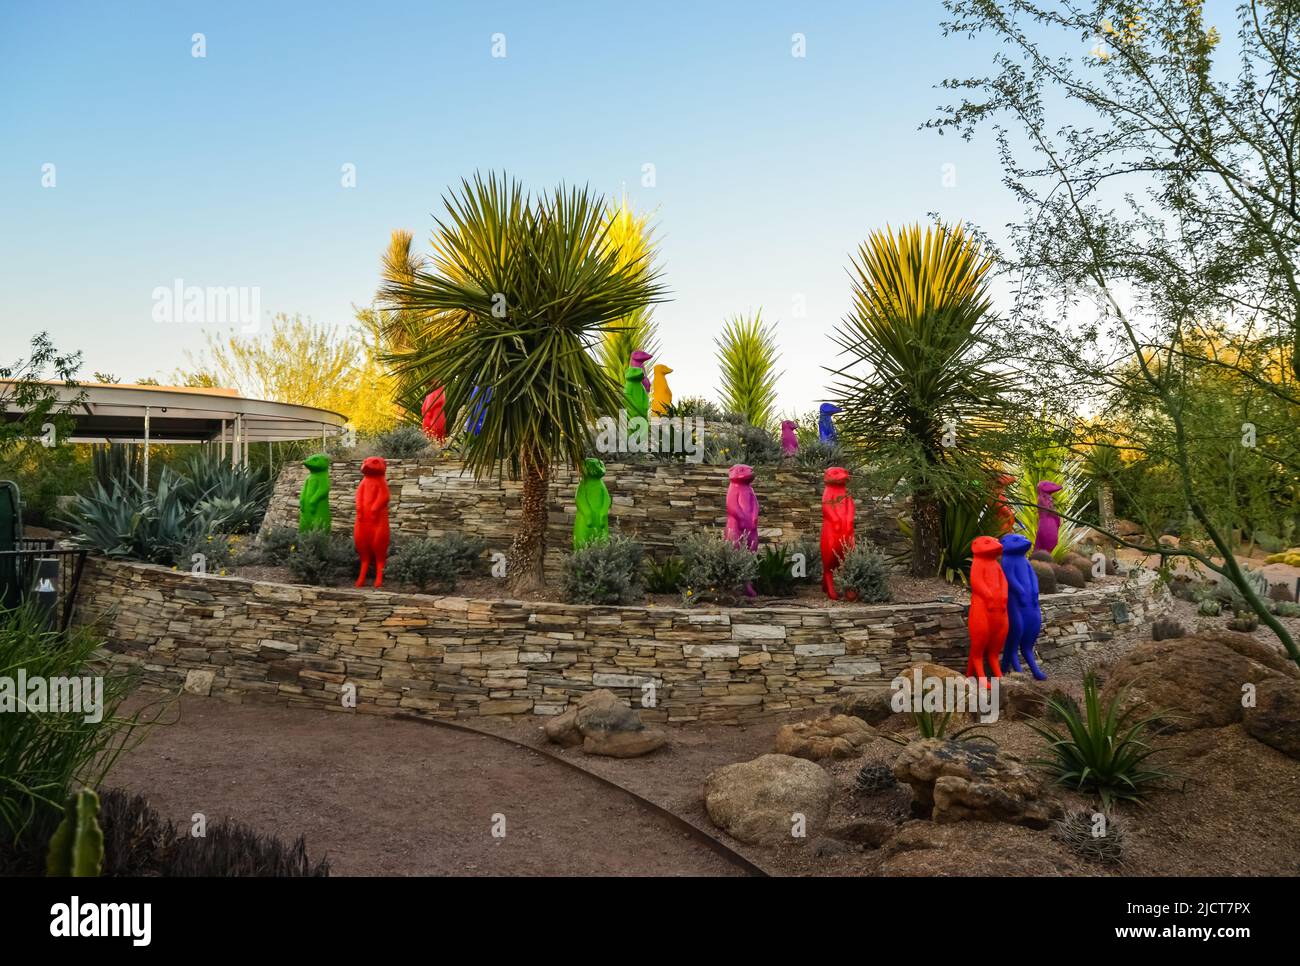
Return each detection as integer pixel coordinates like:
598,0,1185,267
465,385,492,436
421,387,447,443
630,349,654,393
820,467,855,599
818,403,841,445
780,420,799,457
573,458,611,550
992,473,1016,535
353,456,391,588
725,464,760,597
298,453,332,533
624,366,650,424
651,364,673,416
966,535,1008,684
1033,480,1064,555
999,533,1046,679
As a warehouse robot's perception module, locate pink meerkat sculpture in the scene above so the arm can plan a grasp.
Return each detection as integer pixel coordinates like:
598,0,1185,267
629,349,654,393
1033,480,1064,555
725,463,760,597
354,456,391,588
780,420,799,457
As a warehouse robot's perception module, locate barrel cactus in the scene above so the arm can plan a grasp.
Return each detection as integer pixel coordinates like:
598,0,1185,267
46,788,104,877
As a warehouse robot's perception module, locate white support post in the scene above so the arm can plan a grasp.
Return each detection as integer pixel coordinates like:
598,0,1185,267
143,406,151,496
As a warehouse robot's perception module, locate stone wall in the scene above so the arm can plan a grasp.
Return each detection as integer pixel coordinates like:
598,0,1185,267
78,558,1171,724
259,458,910,570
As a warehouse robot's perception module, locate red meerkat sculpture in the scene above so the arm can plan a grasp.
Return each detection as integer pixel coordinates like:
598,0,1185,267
820,467,855,599
354,456,391,588
966,535,1008,685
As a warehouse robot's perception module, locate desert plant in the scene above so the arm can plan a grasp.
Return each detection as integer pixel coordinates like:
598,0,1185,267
794,439,848,474
671,396,721,420
827,222,1013,577
1198,598,1222,617
730,422,783,465
754,544,798,597
1274,601,1300,619
285,530,358,586
834,542,892,603
596,196,661,387
677,531,759,605
91,443,144,492
181,449,274,532
371,423,431,459
1053,563,1086,590
1045,688,1081,724
255,526,300,566
1005,446,1091,562
644,555,686,594
1030,559,1058,595
379,173,666,592
561,536,645,605
1227,614,1260,633
386,533,487,591
1053,807,1127,866
45,788,103,877
853,760,898,794
1151,618,1185,642
714,311,783,429
1028,673,1174,808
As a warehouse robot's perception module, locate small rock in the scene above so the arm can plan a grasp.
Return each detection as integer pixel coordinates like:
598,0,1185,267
832,689,894,725
544,688,667,758
774,714,875,761
893,738,1058,829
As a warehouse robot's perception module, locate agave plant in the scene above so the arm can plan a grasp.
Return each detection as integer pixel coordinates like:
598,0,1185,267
182,449,273,533
715,311,783,430
595,196,660,386
379,173,667,591
827,222,1013,577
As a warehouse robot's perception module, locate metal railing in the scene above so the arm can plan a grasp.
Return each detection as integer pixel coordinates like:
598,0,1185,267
0,544,89,631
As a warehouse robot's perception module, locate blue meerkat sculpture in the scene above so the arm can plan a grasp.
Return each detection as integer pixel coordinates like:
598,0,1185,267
818,403,841,445
999,532,1046,680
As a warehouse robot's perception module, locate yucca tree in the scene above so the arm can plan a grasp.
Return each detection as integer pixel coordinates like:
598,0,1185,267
828,222,1012,577
596,197,660,385
379,173,667,590
715,311,783,428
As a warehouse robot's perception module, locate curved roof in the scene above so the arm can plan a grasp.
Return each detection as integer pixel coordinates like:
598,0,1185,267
0,381,349,444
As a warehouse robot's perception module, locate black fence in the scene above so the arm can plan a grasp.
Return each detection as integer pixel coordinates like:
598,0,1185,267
0,540,89,631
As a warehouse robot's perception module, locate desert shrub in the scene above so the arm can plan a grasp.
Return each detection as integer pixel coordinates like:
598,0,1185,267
1053,563,1086,589
677,531,758,604
1028,673,1174,808
178,531,241,576
285,530,358,586
644,555,686,594
255,526,300,566
1268,581,1295,603
791,532,822,583
794,439,846,474
372,423,431,459
1053,807,1127,866
0,606,144,855
671,396,722,420
562,536,644,604
1197,598,1222,616
1045,689,1081,724
754,544,798,597
387,533,487,592
834,542,892,603
1227,613,1260,633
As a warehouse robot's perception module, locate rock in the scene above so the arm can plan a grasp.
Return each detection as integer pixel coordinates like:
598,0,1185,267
1244,678,1300,760
1158,534,1180,548
544,688,667,757
1105,631,1298,731
774,714,875,761
828,818,895,848
879,820,1069,876
832,689,894,726
892,738,1058,829
998,677,1049,720
1113,518,1142,537
704,754,835,845
812,837,851,858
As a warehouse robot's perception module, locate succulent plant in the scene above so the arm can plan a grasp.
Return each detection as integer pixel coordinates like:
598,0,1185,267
1151,618,1185,641
46,788,104,877
1198,598,1222,617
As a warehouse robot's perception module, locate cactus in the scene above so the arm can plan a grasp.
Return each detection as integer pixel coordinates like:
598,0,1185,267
1197,598,1222,617
1151,618,1185,641
1273,601,1300,618
46,788,104,877
1227,614,1260,633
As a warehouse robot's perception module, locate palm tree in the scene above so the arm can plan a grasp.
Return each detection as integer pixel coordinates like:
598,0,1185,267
715,311,783,428
379,173,667,590
828,222,1012,577
596,196,660,385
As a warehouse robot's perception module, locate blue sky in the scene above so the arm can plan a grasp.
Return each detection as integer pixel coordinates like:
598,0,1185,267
3,0,1061,414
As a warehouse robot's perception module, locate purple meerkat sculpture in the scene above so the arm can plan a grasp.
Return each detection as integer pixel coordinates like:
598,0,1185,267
725,463,760,597
629,349,653,393
780,420,799,457
1033,480,1064,555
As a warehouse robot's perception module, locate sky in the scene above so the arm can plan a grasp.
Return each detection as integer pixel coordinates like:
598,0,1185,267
0,0,1129,416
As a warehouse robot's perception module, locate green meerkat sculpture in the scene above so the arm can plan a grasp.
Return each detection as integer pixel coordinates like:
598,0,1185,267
298,453,332,532
623,366,650,425
573,458,611,550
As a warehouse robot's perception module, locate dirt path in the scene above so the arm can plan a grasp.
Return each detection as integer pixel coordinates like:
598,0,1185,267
109,696,745,877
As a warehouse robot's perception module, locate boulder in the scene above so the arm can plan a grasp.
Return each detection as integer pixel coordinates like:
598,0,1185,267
1105,631,1298,731
1112,518,1143,537
543,689,666,758
774,714,875,761
892,738,1058,829
832,689,894,726
704,754,835,845
1244,678,1300,760
997,677,1050,720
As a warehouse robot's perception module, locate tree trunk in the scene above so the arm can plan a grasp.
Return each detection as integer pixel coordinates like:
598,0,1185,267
507,447,550,593
911,490,942,578
1098,482,1115,532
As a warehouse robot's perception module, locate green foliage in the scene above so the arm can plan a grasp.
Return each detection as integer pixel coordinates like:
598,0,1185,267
561,535,645,604
45,788,103,877
1006,444,1090,562
644,555,686,594
371,423,431,460
794,439,849,474
0,333,83,458
900,482,1003,584
63,469,221,565
671,396,721,420
677,531,758,605
754,544,797,597
181,450,274,533
386,534,487,592
285,530,358,586
0,439,92,528
833,542,893,602
255,527,299,566
704,421,783,466
714,311,783,429
1197,597,1222,617
0,605,143,848
1028,673,1174,808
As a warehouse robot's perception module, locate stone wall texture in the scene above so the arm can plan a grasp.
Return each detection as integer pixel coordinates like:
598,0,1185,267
258,458,911,571
78,558,1171,723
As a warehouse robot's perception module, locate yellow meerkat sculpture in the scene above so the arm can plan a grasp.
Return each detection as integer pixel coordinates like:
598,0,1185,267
651,364,674,416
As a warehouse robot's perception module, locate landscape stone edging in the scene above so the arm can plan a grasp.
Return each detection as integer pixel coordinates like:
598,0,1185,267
77,557,1171,723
